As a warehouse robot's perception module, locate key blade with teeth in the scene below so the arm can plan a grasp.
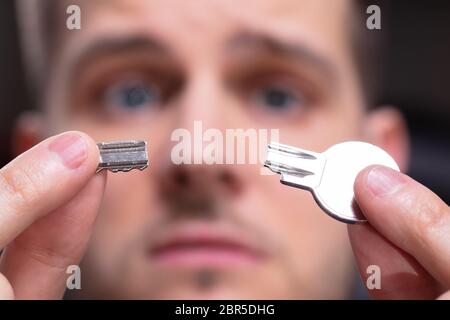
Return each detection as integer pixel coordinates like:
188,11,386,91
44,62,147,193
96,140,149,173
264,141,399,224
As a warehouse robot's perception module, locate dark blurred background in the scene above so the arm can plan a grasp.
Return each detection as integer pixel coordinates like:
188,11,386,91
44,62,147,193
0,0,449,202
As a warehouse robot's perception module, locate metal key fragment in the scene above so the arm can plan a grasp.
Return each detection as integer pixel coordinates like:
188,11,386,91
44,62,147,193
96,140,149,173
264,141,399,224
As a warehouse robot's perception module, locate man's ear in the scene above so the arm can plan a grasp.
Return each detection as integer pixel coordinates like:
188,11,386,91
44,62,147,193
363,106,410,172
12,111,45,156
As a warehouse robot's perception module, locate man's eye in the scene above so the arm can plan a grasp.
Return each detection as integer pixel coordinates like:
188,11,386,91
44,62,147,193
251,86,305,113
103,80,159,111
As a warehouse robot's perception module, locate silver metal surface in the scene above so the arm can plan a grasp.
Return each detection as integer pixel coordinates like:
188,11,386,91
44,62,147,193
96,140,149,173
264,141,399,224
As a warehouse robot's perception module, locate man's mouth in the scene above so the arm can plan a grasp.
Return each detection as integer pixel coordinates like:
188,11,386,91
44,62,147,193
148,223,266,268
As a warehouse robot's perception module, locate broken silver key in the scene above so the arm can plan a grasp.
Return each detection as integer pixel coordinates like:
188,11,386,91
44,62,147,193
96,140,149,173
264,141,399,224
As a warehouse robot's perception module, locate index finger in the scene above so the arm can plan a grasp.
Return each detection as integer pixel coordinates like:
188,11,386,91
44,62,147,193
0,131,99,249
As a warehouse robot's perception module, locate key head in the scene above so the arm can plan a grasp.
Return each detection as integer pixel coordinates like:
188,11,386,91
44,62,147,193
313,141,399,224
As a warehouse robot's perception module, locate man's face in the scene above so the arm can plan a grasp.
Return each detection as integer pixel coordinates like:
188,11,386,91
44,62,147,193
42,0,365,299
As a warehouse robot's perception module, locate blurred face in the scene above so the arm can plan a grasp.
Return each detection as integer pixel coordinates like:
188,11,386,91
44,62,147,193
41,0,366,298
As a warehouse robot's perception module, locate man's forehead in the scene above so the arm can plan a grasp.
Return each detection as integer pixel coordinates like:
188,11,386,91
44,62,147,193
80,0,350,10
77,0,352,28
53,0,356,92
65,0,354,62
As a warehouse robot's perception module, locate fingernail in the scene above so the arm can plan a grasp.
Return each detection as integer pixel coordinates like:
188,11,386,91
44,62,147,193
367,166,406,196
48,133,88,169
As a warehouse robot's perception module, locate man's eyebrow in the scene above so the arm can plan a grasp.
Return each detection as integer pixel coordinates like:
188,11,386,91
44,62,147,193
226,31,338,82
68,35,171,73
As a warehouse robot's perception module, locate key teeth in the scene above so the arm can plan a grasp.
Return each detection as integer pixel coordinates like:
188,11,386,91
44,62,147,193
98,165,140,173
101,165,149,173
139,164,149,171
96,161,150,173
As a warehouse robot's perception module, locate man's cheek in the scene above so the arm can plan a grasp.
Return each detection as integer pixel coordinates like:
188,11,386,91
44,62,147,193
91,177,151,271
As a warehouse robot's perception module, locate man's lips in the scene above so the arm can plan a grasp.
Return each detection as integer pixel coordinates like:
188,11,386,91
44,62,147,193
148,224,266,268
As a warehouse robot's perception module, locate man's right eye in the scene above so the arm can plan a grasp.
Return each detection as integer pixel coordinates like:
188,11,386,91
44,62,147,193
102,80,160,112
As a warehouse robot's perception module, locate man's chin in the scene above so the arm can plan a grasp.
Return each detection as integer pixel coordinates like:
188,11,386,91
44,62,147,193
131,269,255,299
126,272,293,299
143,286,271,300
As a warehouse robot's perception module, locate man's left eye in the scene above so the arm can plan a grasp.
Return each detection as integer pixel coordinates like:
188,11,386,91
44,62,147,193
103,80,159,111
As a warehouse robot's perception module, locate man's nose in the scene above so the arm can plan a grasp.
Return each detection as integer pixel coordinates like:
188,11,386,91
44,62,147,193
158,162,242,199
154,68,244,206
154,159,242,219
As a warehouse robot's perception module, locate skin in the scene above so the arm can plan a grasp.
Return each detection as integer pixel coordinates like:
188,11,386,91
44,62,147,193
0,0,448,299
